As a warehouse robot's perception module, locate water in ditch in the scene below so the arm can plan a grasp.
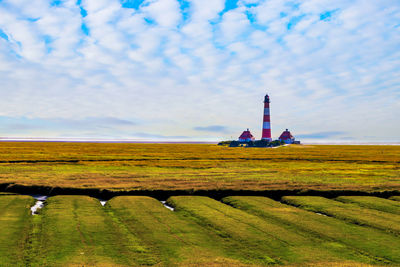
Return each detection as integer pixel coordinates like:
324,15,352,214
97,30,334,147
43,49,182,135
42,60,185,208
30,195,47,215
161,201,175,211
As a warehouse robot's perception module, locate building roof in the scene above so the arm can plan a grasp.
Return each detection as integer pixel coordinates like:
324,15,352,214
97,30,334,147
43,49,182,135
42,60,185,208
279,129,294,140
239,129,255,140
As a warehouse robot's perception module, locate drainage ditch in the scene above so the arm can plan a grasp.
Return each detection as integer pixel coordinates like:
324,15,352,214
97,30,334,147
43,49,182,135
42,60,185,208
2,182,399,201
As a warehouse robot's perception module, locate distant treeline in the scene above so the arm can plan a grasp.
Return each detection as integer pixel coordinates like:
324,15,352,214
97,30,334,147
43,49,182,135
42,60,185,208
218,140,284,147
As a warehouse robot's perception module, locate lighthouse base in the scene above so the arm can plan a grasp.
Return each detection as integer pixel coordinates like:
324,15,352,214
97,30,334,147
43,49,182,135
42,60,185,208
220,139,283,147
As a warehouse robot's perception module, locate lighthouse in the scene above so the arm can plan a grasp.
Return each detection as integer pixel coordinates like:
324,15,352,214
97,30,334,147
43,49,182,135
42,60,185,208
261,93,272,141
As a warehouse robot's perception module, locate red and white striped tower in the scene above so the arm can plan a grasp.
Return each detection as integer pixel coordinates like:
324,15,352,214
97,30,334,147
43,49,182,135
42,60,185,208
261,94,272,141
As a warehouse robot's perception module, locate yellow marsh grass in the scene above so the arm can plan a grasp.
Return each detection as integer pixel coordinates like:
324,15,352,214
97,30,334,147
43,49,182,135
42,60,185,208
0,142,399,191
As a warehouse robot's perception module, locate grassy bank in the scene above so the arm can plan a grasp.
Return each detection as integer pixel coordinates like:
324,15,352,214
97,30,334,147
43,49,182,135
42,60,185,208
1,194,400,265
335,196,400,215
0,142,398,192
0,195,34,265
390,196,400,201
281,196,400,235
222,196,400,264
167,196,372,266
32,195,154,266
108,196,252,266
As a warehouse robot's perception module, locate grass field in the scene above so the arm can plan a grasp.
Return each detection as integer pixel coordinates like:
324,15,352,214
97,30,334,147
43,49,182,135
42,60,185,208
0,142,399,191
0,142,399,265
32,195,154,266
167,196,374,266
335,196,400,215
222,196,400,264
0,195,34,266
1,194,400,265
281,196,400,235
390,196,400,201
107,196,253,266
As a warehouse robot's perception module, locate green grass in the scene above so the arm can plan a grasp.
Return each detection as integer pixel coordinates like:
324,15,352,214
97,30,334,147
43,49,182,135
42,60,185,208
222,196,400,264
107,196,251,266
32,195,154,266
167,196,371,266
0,195,34,266
0,142,399,191
390,196,400,201
1,194,400,266
281,196,400,236
335,196,400,215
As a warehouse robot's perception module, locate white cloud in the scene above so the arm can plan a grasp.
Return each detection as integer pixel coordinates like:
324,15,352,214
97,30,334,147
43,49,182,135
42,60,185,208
142,0,181,28
0,0,398,141
252,0,292,24
218,7,250,42
190,0,225,21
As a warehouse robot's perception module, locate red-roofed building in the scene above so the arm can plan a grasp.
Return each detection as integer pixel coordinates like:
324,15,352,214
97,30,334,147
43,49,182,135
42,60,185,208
238,129,255,142
279,129,295,144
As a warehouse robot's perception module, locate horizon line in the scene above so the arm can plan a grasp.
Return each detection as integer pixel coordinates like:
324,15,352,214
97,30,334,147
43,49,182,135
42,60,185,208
0,137,399,145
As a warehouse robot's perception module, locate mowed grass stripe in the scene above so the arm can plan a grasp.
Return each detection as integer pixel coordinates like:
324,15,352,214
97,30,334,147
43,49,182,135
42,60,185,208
167,196,365,266
108,196,250,266
0,195,34,266
222,196,400,264
34,195,154,266
335,196,400,215
282,196,400,235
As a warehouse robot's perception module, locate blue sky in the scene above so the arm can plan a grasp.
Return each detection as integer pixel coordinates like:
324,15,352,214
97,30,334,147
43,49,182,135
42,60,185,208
0,0,399,142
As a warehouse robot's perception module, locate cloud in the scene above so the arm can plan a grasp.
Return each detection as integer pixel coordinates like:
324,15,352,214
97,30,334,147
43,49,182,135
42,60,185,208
193,125,228,133
0,0,399,141
60,117,136,126
297,131,347,139
217,7,250,43
133,132,190,140
0,116,137,137
141,0,181,28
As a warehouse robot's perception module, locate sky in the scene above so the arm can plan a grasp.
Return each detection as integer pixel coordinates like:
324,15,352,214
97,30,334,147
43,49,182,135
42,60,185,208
0,0,399,142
